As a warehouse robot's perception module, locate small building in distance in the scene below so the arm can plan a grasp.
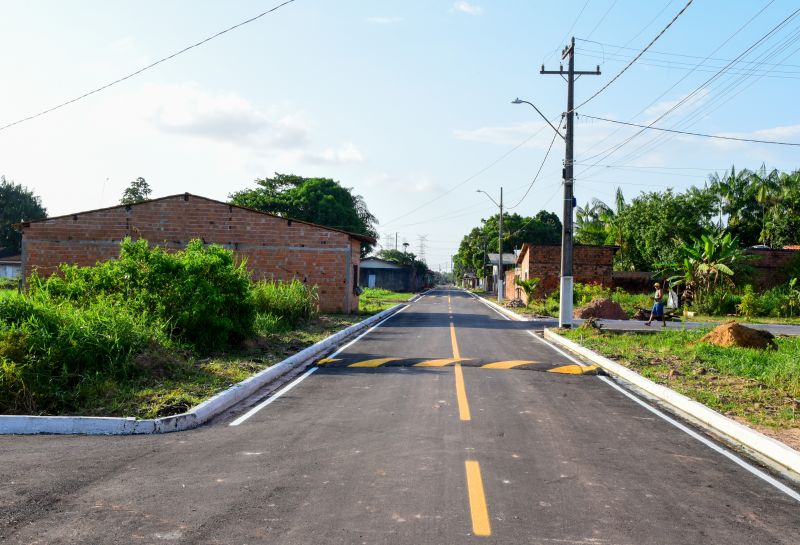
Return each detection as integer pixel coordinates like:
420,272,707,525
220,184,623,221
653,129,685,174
359,257,424,292
16,194,375,313
506,243,617,304
486,252,517,293
0,255,21,280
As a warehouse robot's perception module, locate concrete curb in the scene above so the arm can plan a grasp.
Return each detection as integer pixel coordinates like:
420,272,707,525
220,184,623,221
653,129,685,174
543,328,800,478
0,304,407,435
466,291,529,321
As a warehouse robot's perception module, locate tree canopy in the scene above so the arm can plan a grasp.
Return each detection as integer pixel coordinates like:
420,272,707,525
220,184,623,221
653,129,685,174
0,176,47,255
120,177,152,205
454,211,561,281
229,174,378,256
574,165,800,272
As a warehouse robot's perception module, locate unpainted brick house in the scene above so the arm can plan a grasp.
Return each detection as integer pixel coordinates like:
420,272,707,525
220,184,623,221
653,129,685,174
505,243,617,304
17,194,375,313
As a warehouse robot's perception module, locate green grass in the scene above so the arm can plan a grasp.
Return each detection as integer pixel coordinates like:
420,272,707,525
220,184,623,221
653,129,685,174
359,288,413,315
560,328,800,430
20,313,363,418
0,289,15,299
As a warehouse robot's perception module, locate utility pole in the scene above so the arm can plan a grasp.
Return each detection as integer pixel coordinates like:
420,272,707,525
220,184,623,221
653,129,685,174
498,187,504,303
395,232,398,251
541,37,600,328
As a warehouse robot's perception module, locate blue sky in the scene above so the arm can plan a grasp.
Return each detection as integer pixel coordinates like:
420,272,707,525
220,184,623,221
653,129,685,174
1,1,799,270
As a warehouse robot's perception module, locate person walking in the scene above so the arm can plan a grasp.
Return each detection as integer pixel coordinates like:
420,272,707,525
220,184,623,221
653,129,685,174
645,282,666,327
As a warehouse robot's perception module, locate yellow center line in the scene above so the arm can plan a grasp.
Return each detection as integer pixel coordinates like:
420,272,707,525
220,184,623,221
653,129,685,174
450,322,460,360
465,460,492,537
454,363,471,421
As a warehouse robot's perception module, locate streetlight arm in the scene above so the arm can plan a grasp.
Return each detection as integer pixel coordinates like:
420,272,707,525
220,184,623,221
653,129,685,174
511,98,566,141
476,189,500,208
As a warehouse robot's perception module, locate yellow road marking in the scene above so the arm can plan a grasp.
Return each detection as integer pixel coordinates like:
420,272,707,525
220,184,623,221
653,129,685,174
454,364,471,421
464,460,492,537
547,364,601,375
481,360,538,369
450,322,460,359
348,357,400,368
317,358,340,365
448,295,451,304
414,358,468,367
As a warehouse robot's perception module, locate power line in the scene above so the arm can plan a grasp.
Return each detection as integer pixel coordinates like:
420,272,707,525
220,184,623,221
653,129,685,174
573,0,694,112
578,114,800,146
0,0,296,133
576,4,797,171
381,122,555,227
584,0,618,41
546,0,592,63
508,130,559,209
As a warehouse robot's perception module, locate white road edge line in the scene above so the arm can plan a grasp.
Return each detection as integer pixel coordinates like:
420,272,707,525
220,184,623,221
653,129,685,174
229,303,412,426
599,375,800,502
229,367,319,426
467,287,800,500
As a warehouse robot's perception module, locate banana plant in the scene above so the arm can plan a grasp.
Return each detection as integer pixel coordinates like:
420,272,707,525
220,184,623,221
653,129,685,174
514,276,540,307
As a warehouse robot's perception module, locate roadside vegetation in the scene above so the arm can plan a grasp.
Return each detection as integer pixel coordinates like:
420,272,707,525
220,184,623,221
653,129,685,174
0,238,343,418
359,287,413,314
560,328,800,434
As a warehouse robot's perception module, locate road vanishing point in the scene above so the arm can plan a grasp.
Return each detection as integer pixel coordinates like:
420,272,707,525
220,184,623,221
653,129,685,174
2,287,798,544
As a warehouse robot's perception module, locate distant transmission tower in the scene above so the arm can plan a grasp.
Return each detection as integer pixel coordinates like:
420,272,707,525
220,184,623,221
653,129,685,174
417,235,428,262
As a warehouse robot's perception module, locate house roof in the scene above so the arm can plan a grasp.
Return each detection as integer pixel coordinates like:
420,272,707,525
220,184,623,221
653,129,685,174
0,255,21,264
15,193,377,244
360,258,405,270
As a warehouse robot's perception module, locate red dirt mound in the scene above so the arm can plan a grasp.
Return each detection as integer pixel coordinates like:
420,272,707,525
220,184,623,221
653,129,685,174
573,297,629,320
699,321,777,350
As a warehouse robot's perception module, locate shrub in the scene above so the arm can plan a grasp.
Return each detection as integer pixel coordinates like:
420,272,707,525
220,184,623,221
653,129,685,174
692,286,740,316
28,238,255,350
251,279,318,327
0,293,153,413
737,285,759,318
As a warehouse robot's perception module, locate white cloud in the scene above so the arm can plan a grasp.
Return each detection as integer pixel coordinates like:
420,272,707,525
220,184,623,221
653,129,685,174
367,173,440,193
142,83,311,149
365,16,403,24
451,2,483,15
300,142,365,165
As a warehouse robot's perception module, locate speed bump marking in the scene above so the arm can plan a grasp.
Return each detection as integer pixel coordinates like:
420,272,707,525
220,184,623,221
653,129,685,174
348,358,400,368
481,360,538,369
414,358,469,367
317,358,341,365
547,364,602,375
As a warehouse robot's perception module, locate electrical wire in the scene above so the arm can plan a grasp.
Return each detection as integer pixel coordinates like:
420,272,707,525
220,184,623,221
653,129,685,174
0,0,296,133
579,114,800,146
573,0,694,112
576,5,798,172
507,130,560,210
546,0,592,63
583,0,618,41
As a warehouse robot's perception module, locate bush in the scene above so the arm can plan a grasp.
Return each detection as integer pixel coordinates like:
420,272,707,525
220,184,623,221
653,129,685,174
28,238,255,350
692,286,740,316
251,279,318,327
0,293,153,413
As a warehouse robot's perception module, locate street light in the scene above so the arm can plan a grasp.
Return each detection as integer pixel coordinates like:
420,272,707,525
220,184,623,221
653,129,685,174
512,97,573,328
477,187,504,303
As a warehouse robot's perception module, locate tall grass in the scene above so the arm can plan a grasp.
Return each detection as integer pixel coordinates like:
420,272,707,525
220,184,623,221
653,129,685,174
251,279,319,333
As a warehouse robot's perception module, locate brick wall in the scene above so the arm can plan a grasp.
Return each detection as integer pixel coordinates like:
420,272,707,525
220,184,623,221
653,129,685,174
19,194,367,313
745,248,800,289
513,244,615,305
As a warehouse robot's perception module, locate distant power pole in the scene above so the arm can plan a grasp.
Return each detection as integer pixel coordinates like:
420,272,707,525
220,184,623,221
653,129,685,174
417,235,428,262
541,37,600,328
395,232,399,251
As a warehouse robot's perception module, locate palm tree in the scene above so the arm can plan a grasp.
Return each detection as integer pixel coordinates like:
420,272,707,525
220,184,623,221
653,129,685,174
750,163,780,245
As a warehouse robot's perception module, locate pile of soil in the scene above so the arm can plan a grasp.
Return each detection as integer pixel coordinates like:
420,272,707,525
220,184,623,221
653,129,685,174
699,321,777,350
573,297,629,320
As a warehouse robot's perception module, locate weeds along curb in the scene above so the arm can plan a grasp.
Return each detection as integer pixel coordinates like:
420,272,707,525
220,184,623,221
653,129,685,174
0,303,407,435
543,328,800,479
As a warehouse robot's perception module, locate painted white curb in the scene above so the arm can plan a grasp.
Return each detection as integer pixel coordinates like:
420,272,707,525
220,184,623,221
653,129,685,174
0,304,407,435
543,328,800,478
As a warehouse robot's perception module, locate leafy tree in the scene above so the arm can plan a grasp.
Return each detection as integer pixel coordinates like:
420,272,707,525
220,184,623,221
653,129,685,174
230,174,378,256
576,187,630,268
610,187,717,271
454,211,561,282
120,177,152,205
0,176,47,255
375,248,428,276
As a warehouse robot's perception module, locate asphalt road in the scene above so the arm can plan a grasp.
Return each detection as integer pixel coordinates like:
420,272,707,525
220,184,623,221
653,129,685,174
1,287,798,544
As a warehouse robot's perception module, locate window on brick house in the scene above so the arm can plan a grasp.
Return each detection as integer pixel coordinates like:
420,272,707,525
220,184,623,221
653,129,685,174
353,265,359,294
